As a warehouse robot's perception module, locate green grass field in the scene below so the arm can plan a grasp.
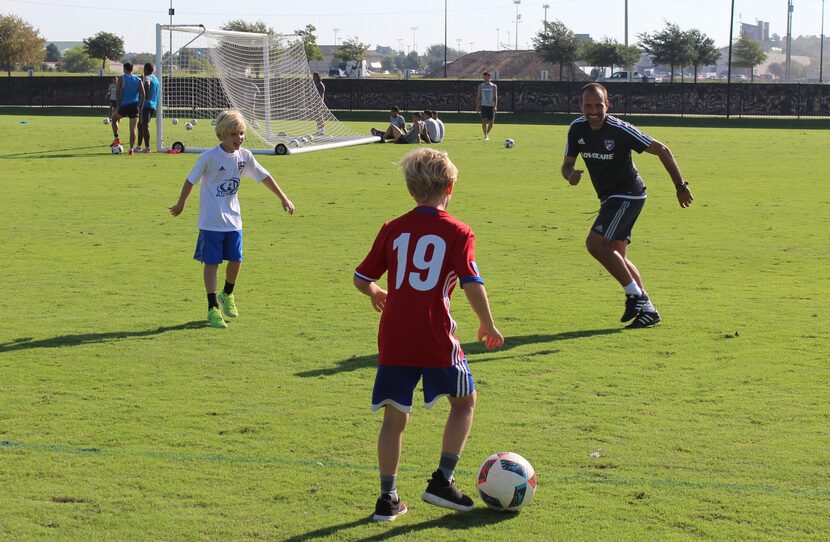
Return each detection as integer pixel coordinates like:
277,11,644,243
1,113,828,541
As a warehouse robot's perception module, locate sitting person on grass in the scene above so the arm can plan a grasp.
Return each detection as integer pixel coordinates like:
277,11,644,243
371,106,407,139
382,112,425,145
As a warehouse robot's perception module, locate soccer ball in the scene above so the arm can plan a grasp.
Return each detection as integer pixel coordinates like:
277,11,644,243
111,145,123,154
185,122,193,130
288,139,299,148
172,118,179,125
103,117,110,125
504,138,515,149
190,118,197,125
477,452,536,511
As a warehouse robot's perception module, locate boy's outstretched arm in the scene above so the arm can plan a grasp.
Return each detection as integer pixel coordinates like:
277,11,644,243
353,276,387,313
262,177,295,214
462,283,504,349
169,180,193,216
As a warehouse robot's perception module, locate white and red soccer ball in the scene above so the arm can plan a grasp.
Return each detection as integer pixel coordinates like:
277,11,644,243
477,452,537,511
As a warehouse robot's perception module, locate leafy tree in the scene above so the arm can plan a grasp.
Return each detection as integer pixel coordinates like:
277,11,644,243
582,37,636,78
0,13,47,76
60,45,96,73
686,29,720,82
733,35,767,82
423,43,465,74
333,37,369,63
533,20,581,81
83,31,125,70
639,22,693,82
221,20,273,34
295,24,323,62
44,42,61,62
376,45,394,56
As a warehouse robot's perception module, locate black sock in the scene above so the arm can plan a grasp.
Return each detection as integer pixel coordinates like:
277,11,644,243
223,281,235,296
207,293,219,309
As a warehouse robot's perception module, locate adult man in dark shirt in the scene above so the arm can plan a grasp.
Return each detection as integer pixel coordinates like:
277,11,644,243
561,83,694,328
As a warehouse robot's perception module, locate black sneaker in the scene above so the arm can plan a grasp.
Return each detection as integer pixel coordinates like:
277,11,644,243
421,470,475,512
621,293,649,322
373,493,408,522
371,128,382,137
626,310,661,329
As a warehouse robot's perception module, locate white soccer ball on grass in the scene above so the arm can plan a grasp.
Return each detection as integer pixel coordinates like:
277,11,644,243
185,122,193,130
477,452,536,511
172,118,179,125
103,117,110,125
504,138,515,149
111,145,123,155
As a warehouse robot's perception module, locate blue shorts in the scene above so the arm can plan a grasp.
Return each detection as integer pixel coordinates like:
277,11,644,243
371,359,475,413
193,229,243,264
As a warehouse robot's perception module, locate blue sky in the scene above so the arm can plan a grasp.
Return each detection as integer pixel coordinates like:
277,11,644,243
4,0,827,54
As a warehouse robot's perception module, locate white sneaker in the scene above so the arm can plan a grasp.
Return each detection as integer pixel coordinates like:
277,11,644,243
484,135,490,141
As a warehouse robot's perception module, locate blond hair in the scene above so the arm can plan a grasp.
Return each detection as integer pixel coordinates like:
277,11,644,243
399,148,458,201
214,110,246,139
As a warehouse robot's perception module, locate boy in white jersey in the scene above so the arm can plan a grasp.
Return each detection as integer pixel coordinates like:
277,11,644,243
169,110,295,328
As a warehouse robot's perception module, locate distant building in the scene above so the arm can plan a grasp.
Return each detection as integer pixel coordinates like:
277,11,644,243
740,21,770,46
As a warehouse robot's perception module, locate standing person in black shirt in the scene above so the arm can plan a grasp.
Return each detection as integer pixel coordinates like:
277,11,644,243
561,83,694,328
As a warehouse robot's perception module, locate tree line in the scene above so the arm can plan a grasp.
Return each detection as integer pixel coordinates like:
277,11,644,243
533,20,769,82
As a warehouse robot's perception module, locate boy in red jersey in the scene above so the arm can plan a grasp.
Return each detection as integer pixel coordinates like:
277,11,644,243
354,148,504,521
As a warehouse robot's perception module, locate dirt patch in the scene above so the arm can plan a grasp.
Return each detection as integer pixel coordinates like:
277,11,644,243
425,50,590,81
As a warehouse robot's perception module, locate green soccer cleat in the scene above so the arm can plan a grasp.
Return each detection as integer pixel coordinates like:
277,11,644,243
207,306,228,328
218,291,239,318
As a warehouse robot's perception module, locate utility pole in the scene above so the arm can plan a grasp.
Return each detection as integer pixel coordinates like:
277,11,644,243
333,28,339,46
411,26,418,55
543,4,549,25
496,28,500,51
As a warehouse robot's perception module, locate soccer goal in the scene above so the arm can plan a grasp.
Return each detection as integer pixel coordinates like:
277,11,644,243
155,24,376,155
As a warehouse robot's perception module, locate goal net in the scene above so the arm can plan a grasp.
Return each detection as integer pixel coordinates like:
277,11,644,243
155,24,376,155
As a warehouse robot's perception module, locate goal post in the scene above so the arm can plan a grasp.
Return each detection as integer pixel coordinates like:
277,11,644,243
155,24,376,155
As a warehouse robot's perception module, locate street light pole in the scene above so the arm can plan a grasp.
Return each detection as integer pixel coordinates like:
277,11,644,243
543,4,549,25
821,0,825,83
496,28,500,51
411,26,418,55
333,28,339,46
786,0,794,82
624,0,628,46
726,0,735,118
513,0,521,50
444,0,448,77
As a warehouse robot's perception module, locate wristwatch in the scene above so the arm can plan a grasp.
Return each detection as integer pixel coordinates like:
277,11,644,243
676,181,689,192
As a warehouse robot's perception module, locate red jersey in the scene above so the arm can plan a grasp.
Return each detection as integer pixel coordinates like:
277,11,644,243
355,206,484,368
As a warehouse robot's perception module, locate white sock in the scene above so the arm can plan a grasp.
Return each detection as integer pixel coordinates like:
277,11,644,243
642,294,657,313
623,281,642,297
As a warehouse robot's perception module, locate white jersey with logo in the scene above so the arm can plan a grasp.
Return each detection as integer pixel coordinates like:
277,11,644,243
186,145,270,232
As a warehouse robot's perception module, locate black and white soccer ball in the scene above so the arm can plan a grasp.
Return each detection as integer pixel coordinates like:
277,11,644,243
477,452,536,511
172,118,179,125
504,138,515,149
103,117,111,125
111,144,123,155
185,122,193,131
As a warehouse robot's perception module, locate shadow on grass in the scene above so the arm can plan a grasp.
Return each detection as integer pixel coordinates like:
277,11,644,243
295,328,621,378
0,145,104,159
0,321,206,353
282,508,515,542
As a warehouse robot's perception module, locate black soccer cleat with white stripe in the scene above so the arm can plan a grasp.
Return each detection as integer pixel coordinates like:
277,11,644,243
626,310,661,329
421,470,475,512
621,293,650,322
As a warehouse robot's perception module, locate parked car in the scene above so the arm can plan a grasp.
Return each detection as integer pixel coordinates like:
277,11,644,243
598,70,653,83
